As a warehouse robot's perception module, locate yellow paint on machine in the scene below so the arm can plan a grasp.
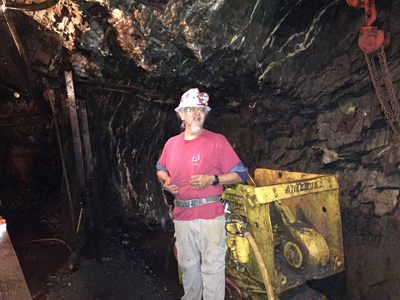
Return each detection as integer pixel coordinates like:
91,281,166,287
222,168,345,298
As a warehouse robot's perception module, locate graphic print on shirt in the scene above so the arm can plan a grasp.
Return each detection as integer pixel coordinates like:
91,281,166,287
192,154,201,165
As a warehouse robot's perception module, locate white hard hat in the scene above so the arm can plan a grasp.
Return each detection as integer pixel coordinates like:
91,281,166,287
175,88,211,112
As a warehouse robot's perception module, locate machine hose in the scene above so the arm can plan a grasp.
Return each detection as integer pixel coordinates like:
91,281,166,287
225,282,233,299
225,277,245,299
244,232,275,300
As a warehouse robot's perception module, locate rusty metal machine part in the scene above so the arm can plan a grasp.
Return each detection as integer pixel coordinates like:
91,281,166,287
346,0,376,24
222,168,345,298
347,1,400,139
358,26,389,55
274,200,330,269
284,242,302,268
347,0,390,54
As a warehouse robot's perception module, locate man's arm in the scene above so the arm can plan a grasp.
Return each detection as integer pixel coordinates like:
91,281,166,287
190,160,248,189
190,172,243,189
157,170,179,194
218,172,242,185
157,170,170,182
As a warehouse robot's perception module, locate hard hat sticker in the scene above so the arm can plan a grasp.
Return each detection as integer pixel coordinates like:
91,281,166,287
199,92,209,104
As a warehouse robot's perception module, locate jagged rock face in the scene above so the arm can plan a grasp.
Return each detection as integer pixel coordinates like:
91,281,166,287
21,0,355,99
2,0,400,299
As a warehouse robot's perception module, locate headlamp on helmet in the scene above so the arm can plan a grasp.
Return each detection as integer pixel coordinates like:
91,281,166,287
175,88,211,112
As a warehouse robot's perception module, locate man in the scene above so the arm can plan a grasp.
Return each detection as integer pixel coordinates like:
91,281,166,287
156,88,248,300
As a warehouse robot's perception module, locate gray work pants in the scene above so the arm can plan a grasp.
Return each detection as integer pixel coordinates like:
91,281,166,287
174,216,227,300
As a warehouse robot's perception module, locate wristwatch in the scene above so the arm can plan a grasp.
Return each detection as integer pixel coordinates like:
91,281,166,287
212,175,219,186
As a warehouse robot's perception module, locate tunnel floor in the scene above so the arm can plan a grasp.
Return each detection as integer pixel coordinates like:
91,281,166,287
2,199,345,300
3,205,183,300
9,219,182,300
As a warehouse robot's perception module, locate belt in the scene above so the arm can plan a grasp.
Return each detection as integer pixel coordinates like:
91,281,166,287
174,195,221,208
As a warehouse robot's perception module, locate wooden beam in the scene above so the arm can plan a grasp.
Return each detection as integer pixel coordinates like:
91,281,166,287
0,111,43,119
0,120,47,127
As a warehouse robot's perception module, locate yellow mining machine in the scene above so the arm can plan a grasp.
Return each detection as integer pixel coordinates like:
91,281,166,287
222,169,345,299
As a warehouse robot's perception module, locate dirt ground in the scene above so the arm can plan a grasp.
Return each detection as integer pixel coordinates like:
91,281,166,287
2,196,344,300
3,202,183,300
12,223,183,300
6,208,345,300
45,250,180,300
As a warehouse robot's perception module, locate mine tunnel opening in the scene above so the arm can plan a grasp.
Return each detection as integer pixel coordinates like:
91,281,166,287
0,121,184,299
0,90,350,300
0,82,362,300
0,2,398,298
3,205,184,299
0,135,350,300
0,174,184,299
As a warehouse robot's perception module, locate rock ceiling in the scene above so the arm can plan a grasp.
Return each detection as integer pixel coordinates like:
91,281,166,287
1,0,374,108
0,0,399,112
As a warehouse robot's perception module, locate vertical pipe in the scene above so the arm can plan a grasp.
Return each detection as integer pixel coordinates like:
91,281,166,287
77,99,103,230
65,70,94,235
65,70,86,188
245,232,276,300
45,88,76,231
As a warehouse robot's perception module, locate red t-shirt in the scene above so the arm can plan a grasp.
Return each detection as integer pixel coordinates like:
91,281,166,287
159,129,241,220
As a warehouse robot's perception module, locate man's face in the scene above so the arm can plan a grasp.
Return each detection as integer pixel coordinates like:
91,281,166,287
181,107,206,133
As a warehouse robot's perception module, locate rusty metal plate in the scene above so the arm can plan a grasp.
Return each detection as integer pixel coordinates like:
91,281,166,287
334,54,351,76
337,114,357,134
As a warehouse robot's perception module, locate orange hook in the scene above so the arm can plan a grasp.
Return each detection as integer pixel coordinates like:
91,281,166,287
364,2,377,25
346,0,376,25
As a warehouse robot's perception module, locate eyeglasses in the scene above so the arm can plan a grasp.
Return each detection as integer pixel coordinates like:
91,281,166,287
185,107,206,113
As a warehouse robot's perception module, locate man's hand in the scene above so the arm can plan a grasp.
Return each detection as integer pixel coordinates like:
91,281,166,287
163,177,178,194
190,174,213,189
157,171,178,194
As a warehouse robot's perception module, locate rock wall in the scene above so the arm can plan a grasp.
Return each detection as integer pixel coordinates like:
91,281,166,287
215,96,400,300
85,71,400,299
84,91,179,222
71,1,400,299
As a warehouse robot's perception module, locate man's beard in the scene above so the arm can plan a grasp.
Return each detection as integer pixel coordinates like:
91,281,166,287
190,125,202,134
189,116,202,134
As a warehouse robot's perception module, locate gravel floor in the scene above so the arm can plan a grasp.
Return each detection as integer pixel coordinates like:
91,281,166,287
46,247,180,300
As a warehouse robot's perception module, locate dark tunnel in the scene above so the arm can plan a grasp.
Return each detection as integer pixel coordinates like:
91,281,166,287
1,0,400,299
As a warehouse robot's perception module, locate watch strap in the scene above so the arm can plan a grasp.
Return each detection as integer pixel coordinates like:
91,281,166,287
212,175,219,186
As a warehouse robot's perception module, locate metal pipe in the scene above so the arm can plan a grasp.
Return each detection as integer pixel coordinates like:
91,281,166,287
65,70,86,189
0,83,25,96
45,88,76,233
244,232,275,300
78,99,104,232
75,206,83,242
